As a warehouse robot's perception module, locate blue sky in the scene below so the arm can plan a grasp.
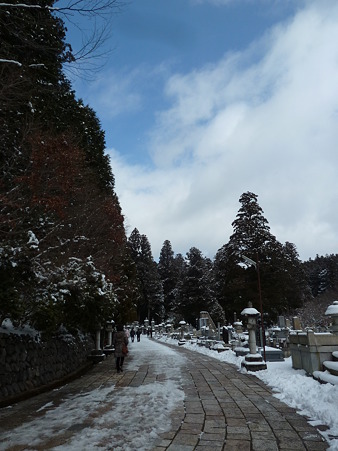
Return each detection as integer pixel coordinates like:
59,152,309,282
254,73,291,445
66,0,298,162
61,0,338,261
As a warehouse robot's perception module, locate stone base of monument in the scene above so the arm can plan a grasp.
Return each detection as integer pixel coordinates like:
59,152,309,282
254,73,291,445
262,347,284,361
241,353,267,372
87,350,106,363
103,346,115,357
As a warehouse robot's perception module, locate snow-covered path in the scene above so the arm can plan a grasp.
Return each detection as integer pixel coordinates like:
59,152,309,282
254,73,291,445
0,339,187,451
0,337,330,450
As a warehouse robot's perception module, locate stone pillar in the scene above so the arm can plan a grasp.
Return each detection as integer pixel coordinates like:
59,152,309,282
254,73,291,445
292,317,302,331
95,326,101,351
241,303,267,372
278,316,286,328
106,321,113,347
247,315,257,355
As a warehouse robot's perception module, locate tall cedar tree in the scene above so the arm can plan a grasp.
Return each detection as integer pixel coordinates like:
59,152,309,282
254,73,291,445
128,229,163,323
158,240,178,320
169,253,187,324
178,247,220,326
214,192,309,322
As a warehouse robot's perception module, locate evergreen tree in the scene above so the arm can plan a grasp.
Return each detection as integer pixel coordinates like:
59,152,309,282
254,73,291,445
139,234,163,323
128,230,163,323
128,228,142,262
0,1,134,332
169,253,187,322
158,240,178,320
303,254,338,297
0,0,73,173
228,191,276,257
214,192,308,322
260,240,310,317
178,247,216,326
214,192,276,319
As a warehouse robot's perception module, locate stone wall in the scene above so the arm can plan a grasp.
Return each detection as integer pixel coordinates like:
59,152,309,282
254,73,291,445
0,332,94,404
289,330,338,374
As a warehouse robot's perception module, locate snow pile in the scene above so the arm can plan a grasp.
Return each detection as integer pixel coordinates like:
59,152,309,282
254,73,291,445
255,360,338,447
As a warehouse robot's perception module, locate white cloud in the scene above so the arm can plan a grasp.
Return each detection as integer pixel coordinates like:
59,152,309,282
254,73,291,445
109,1,338,261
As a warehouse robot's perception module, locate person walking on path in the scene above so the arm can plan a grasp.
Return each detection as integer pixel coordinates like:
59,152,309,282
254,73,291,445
130,327,135,343
136,328,141,342
112,324,128,373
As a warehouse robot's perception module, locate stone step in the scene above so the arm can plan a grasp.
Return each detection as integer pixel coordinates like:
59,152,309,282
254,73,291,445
332,351,338,362
323,360,338,376
244,353,264,362
313,370,338,386
241,353,267,372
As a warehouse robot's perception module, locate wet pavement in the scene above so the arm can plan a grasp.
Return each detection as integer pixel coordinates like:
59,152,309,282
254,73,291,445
0,338,329,450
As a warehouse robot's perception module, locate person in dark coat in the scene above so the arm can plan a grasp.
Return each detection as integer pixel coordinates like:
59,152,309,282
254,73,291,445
136,328,141,342
222,326,229,344
130,327,135,343
113,324,128,373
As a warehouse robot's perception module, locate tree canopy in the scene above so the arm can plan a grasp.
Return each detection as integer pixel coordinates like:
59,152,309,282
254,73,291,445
214,192,310,322
0,0,136,333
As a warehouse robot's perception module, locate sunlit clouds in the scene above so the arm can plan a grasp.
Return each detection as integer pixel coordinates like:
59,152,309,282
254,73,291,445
105,1,338,260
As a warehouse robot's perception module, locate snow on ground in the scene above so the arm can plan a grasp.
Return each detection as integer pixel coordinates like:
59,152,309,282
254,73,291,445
0,339,186,451
1,336,337,450
160,336,338,451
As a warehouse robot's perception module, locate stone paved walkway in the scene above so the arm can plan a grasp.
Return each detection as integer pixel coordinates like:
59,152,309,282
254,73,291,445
0,339,329,450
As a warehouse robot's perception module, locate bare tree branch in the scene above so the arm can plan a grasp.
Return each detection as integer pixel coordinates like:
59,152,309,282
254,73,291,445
56,0,125,77
0,1,125,75
0,1,120,14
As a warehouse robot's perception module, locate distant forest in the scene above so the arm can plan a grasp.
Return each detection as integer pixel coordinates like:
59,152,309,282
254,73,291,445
1,1,337,335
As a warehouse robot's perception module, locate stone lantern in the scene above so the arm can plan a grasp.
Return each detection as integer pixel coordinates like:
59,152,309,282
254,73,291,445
325,301,338,335
103,320,115,356
106,320,114,347
179,320,186,339
241,302,267,371
88,323,106,363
